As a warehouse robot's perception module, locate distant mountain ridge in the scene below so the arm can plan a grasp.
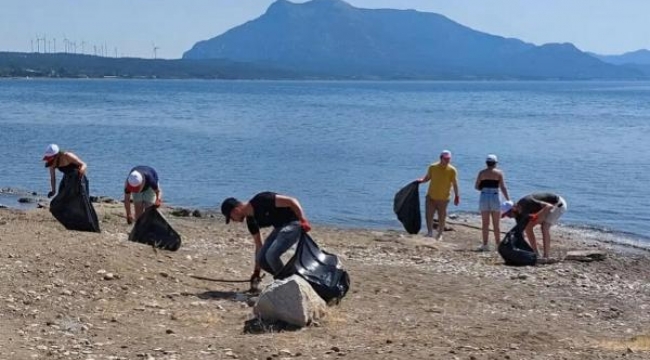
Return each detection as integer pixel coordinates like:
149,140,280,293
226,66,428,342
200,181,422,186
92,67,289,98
183,0,643,80
591,49,650,65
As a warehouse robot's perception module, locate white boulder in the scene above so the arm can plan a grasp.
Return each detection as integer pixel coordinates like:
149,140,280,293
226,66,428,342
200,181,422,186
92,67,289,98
254,275,327,327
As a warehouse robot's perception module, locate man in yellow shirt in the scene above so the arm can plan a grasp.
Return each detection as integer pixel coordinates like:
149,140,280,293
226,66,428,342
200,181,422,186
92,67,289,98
417,150,460,239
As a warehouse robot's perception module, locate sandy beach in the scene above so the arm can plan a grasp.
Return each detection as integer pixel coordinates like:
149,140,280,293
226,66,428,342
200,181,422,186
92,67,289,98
1,203,650,360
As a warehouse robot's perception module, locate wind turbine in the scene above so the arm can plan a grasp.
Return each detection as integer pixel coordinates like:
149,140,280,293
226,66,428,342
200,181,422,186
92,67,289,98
152,42,159,59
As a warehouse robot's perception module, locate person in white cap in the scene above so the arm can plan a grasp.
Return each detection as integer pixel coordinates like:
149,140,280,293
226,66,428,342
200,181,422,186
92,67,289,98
42,144,88,198
417,150,460,240
123,165,162,224
501,192,567,262
474,154,510,251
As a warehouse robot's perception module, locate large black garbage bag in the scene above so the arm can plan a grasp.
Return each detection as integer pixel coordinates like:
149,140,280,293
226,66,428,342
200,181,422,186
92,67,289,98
498,222,537,266
49,171,100,233
275,232,350,304
128,206,182,251
393,181,421,234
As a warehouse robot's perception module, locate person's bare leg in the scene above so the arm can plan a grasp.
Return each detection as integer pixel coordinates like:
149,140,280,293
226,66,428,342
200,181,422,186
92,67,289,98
134,202,145,219
437,200,448,239
541,222,552,258
425,196,434,236
481,211,490,246
525,224,539,254
491,211,501,246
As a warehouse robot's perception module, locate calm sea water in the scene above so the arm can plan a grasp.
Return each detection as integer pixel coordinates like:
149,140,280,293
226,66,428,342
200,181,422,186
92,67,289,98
1,79,649,242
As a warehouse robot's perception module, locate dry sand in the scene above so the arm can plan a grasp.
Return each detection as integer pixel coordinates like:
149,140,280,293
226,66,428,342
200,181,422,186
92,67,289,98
1,204,650,360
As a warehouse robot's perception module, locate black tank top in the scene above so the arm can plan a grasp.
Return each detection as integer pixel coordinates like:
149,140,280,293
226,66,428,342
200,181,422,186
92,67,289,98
478,179,499,190
57,163,80,175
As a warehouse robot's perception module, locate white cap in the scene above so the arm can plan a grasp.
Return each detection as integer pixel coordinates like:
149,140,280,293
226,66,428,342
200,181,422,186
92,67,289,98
440,150,452,159
127,171,144,187
43,144,59,159
500,200,514,215
486,154,498,163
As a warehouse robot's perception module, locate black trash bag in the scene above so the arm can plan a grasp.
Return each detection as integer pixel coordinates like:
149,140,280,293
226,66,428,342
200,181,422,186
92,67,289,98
128,206,182,251
49,171,100,233
275,232,350,304
498,221,537,266
393,181,421,234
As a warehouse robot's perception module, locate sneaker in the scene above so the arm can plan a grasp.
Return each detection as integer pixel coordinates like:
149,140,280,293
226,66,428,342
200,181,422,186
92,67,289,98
436,232,443,241
476,244,490,252
425,231,434,238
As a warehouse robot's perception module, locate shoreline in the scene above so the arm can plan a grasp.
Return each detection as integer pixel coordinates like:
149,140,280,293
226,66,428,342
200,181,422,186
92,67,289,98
2,187,649,253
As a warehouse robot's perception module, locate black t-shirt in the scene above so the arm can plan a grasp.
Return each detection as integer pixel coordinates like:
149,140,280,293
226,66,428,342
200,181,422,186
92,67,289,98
245,192,299,235
515,192,560,225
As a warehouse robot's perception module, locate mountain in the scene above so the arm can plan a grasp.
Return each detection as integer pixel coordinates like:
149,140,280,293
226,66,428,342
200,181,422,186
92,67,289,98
183,0,642,80
591,49,650,65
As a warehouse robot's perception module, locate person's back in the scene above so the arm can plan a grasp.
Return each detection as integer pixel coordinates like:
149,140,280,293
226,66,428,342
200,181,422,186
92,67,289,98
245,191,299,234
515,192,561,225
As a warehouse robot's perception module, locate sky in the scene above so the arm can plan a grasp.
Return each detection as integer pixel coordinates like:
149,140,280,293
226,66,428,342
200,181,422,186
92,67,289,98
0,0,648,59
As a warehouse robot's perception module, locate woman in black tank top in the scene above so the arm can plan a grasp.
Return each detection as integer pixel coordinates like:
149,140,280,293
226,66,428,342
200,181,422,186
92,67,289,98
42,144,88,198
474,154,510,251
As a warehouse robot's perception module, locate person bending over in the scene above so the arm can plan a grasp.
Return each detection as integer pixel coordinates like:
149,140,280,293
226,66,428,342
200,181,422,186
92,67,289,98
124,166,162,224
221,192,311,287
43,144,88,198
501,192,567,261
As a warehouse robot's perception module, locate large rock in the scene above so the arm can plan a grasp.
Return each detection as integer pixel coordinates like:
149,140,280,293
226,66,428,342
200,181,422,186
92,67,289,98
254,275,327,328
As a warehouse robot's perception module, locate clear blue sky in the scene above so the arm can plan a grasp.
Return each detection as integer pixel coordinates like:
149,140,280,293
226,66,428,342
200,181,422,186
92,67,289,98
1,0,648,59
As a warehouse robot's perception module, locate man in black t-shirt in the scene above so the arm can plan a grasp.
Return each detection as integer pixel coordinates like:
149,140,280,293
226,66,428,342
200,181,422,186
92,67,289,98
221,192,312,286
501,192,567,262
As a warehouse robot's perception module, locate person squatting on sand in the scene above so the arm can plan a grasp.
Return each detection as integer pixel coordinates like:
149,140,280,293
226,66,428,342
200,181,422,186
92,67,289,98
417,150,460,240
501,192,567,261
43,144,88,198
474,154,510,251
124,166,162,225
221,192,312,288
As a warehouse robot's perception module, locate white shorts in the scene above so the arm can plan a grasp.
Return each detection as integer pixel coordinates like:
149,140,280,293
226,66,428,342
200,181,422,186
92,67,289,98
544,197,567,225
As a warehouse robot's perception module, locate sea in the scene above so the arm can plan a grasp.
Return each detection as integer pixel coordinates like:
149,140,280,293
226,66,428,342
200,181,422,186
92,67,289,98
0,79,649,246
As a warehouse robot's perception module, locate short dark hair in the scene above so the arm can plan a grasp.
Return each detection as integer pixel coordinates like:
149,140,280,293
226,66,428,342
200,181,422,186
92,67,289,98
220,197,241,224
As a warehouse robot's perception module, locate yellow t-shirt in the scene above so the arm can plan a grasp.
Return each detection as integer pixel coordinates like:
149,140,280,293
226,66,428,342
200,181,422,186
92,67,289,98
426,162,458,200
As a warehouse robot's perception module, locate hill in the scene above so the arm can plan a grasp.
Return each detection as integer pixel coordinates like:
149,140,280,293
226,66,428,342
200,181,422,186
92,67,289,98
590,49,650,77
591,49,650,65
183,0,642,80
0,52,298,79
